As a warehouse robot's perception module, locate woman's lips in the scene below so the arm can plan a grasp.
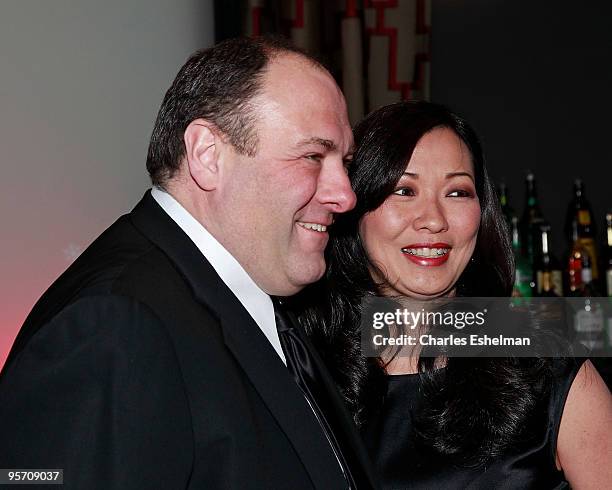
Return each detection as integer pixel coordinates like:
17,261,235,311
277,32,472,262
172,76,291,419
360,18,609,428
401,243,451,267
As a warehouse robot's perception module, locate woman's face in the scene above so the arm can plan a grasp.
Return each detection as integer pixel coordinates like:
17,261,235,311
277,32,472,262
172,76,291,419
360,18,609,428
359,127,481,299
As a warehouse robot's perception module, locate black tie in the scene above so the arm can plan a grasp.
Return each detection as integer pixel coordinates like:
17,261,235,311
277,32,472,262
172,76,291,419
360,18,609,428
272,298,365,489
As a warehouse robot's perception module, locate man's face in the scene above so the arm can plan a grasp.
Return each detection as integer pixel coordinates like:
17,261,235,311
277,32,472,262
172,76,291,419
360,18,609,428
210,55,356,296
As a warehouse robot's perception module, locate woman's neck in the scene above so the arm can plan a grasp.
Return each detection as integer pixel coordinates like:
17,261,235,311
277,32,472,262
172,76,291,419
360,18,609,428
385,356,418,375
384,355,447,375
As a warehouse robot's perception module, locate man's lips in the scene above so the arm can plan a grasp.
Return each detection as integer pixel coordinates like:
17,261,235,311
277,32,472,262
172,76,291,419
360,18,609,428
401,242,451,266
296,220,332,233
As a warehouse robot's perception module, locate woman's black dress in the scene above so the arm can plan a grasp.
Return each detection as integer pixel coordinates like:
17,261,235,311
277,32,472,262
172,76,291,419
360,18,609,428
362,358,585,489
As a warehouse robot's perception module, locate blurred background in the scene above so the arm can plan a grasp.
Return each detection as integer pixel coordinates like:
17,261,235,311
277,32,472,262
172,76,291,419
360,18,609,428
1,0,611,368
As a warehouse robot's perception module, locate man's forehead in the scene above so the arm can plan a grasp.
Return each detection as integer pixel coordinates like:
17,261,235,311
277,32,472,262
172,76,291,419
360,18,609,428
262,54,340,100
254,54,352,151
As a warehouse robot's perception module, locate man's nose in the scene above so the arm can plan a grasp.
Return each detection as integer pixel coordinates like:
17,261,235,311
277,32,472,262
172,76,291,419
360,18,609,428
317,160,357,213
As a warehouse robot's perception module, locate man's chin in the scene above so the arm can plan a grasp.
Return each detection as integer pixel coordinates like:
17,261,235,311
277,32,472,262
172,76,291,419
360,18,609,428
288,260,326,290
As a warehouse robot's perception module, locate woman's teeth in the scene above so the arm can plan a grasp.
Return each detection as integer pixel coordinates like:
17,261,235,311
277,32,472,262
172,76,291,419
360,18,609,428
401,247,449,257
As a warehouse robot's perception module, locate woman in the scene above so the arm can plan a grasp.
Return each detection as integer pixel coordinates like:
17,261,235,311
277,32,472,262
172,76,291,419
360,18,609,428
295,101,611,488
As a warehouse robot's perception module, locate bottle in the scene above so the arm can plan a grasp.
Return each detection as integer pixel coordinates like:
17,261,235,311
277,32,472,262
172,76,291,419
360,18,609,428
539,270,560,297
605,213,612,348
606,213,612,297
573,252,605,350
581,253,601,297
520,171,545,267
511,216,534,297
566,219,585,296
535,224,563,296
565,179,598,279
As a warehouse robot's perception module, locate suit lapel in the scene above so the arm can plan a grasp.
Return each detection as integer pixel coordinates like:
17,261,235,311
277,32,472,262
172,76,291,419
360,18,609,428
130,192,347,489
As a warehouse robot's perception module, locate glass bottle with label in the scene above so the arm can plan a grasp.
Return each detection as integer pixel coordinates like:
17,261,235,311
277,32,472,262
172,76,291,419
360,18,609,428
606,212,612,297
581,253,601,297
539,270,560,297
573,253,605,351
604,213,612,348
520,171,545,268
566,219,585,296
535,224,563,296
565,179,599,280
511,216,534,297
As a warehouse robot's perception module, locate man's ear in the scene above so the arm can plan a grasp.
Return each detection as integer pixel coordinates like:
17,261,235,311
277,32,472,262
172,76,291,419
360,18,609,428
183,119,221,191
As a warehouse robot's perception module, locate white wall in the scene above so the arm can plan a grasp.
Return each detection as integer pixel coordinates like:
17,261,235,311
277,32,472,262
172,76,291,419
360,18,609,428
0,0,215,366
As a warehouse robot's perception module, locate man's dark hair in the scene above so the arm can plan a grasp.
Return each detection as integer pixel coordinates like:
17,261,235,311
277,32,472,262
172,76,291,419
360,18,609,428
146,36,320,186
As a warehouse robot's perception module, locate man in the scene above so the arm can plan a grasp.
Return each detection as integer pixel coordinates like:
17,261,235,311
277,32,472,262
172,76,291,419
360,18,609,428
0,37,377,489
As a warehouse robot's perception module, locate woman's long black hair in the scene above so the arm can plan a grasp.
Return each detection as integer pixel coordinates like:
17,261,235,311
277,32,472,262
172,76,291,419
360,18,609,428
292,101,553,466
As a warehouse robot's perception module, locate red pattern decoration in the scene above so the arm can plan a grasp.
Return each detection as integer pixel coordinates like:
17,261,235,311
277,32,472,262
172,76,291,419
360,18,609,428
364,0,430,100
292,0,304,28
346,0,358,18
414,0,430,92
251,6,263,36
416,0,430,34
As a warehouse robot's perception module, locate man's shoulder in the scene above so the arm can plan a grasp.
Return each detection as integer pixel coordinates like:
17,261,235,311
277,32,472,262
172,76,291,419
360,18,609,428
4,210,199,367
31,213,160,315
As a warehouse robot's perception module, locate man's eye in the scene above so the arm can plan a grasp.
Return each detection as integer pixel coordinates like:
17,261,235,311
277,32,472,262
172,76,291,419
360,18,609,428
305,154,323,162
342,158,353,171
447,189,473,198
393,187,415,197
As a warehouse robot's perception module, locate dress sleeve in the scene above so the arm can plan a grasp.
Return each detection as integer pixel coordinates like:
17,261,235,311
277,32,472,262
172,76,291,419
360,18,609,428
547,356,588,469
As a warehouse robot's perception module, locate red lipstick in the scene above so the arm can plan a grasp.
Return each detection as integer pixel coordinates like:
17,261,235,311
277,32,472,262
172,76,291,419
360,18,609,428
401,243,451,267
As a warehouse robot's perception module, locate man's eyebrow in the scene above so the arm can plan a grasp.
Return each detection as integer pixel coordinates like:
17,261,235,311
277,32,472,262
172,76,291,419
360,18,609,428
295,137,337,151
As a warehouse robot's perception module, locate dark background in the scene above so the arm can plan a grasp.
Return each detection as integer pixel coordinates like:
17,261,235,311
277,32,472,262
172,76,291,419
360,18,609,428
431,0,612,260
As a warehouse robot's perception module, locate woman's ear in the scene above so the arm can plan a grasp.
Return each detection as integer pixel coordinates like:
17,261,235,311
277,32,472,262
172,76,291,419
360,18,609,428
183,118,220,191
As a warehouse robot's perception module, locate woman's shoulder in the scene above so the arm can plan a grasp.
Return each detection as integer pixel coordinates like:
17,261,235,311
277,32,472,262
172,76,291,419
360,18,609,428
548,357,587,401
555,359,612,487
546,357,587,454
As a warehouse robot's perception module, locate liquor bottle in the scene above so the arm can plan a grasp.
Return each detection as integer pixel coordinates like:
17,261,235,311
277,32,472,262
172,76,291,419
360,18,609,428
566,219,585,296
573,252,605,350
605,213,612,348
606,213,612,297
535,224,563,296
520,171,545,267
565,179,598,279
511,216,534,297
539,270,560,297
581,253,602,297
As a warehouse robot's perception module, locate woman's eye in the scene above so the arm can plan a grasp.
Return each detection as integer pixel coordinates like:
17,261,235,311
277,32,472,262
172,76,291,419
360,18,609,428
393,187,415,197
447,189,473,198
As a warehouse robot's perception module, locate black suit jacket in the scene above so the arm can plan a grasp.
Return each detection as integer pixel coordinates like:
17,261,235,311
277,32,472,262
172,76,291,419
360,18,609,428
0,192,377,489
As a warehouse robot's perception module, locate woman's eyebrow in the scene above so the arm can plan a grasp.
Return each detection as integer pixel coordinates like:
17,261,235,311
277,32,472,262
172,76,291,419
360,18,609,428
401,171,474,183
445,171,474,182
